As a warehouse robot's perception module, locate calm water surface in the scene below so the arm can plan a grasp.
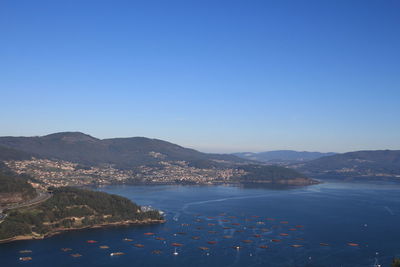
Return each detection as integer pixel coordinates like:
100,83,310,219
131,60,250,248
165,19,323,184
1,181,400,267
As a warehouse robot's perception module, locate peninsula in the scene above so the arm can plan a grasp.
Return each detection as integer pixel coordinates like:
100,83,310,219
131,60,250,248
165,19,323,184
0,186,164,243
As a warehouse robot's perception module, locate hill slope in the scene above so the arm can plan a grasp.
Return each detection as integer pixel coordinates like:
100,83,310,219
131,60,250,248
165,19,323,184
0,186,164,242
0,132,245,169
298,150,400,179
0,172,37,206
233,150,336,163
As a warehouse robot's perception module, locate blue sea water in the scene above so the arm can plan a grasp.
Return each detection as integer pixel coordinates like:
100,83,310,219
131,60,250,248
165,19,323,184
1,181,400,267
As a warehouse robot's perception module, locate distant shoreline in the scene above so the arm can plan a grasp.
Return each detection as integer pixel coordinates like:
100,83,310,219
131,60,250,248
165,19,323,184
0,218,165,244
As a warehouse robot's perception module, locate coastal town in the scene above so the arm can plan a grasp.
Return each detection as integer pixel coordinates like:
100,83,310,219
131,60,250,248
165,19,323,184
4,158,246,189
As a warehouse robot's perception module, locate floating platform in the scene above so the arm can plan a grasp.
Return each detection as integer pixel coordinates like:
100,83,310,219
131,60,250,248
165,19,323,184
110,252,125,256
19,257,32,261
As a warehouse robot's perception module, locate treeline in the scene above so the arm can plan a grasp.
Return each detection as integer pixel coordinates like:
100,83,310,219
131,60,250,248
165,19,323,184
0,172,36,198
0,187,163,240
236,165,306,182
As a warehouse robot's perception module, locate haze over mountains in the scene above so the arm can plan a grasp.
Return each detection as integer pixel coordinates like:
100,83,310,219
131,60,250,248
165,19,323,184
233,150,336,164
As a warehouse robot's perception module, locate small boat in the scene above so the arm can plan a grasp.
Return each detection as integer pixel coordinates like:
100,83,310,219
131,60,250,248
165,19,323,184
61,248,72,252
19,257,32,261
195,219,203,222
133,244,145,248
253,234,262,238
290,244,303,248
196,227,204,230
173,248,179,256
208,231,217,234
155,237,165,240
259,245,268,249
261,228,270,232
181,223,190,226
232,246,241,250
220,219,229,222
295,238,304,241
242,240,253,243
271,239,281,242
288,228,297,231
280,221,289,224
198,246,209,251
192,236,200,240
87,240,97,243
152,250,162,254
219,213,226,216
207,241,217,245
110,252,125,256
235,230,244,233
70,253,82,258
223,235,233,239
19,250,32,254
223,227,232,229
251,215,260,218
99,246,109,249
231,223,240,226
207,216,216,219
256,221,265,225
279,233,289,236
171,243,183,247
347,243,359,247
123,238,133,242
320,243,330,246
208,223,216,226
228,216,237,219
295,225,304,228
266,218,275,221
144,232,155,236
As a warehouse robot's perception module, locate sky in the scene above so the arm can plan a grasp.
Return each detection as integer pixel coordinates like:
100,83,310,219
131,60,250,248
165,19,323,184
1,0,399,153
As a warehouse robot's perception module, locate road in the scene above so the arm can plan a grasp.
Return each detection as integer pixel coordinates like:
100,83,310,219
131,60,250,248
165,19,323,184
0,190,51,223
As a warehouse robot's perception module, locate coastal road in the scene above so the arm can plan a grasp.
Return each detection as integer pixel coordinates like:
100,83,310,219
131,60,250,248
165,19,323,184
0,190,51,223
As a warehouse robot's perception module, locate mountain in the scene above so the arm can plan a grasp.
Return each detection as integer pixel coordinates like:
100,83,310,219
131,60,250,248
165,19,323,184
0,132,246,169
297,150,400,180
0,145,33,162
233,150,336,164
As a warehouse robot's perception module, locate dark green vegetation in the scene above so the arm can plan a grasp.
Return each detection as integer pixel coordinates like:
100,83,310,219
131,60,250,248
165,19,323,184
0,172,37,205
0,132,248,169
299,150,400,179
236,165,316,185
233,150,336,164
392,258,400,267
0,187,163,240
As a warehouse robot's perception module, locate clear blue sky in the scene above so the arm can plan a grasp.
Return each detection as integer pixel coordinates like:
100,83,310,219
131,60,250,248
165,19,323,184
1,0,399,153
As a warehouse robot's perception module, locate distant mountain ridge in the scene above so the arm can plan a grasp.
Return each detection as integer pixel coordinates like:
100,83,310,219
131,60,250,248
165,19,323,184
0,132,247,169
233,150,336,163
297,150,400,179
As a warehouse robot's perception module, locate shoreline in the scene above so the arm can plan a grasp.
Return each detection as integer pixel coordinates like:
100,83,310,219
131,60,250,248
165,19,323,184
104,178,320,187
0,218,165,244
